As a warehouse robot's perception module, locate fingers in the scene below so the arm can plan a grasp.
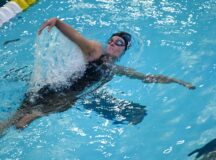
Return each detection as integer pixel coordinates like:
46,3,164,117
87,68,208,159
189,85,196,90
38,22,47,35
38,18,56,35
48,23,55,32
185,84,196,90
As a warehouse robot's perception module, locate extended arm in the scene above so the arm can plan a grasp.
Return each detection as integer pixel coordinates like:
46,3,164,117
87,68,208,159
38,18,102,61
112,65,195,89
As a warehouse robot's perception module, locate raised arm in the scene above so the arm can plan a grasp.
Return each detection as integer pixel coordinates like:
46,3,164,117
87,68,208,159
112,65,195,89
38,18,102,62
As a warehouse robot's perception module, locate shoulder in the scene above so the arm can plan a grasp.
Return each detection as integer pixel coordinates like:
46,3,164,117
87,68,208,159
86,40,104,62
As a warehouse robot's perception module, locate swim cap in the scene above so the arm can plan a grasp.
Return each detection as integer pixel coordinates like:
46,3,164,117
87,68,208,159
110,32,131,50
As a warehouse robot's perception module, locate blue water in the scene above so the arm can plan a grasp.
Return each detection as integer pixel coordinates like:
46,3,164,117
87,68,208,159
0,0,216,159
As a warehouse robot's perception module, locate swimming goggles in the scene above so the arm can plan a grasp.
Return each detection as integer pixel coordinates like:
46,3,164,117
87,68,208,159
108,39,125,47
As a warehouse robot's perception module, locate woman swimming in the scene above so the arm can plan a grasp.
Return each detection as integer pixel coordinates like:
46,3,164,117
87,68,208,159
0,18,195,133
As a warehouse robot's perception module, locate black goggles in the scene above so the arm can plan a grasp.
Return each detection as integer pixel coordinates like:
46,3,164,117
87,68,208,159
108,39,125,47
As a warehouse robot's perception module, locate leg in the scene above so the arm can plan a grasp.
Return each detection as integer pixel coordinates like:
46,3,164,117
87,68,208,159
0,109,24,135
1,86,78,133
0,110,43,135
15,110,43,129
0,121,9,136
0,108,31,134
13,94,76,129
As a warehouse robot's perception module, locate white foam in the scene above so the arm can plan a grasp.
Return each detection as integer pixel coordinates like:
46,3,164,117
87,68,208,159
29,27,87,92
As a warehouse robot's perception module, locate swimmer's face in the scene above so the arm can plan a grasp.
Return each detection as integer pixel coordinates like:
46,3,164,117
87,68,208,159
106,36,126,58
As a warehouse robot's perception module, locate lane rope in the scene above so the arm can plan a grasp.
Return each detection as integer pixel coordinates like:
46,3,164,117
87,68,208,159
0,0,37,27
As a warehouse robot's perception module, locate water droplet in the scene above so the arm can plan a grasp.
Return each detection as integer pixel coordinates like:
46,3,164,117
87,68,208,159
163,146,173,154
176,140,185,145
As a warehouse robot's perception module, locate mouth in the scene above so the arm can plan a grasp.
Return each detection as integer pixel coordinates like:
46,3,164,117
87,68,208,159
107,46,114,53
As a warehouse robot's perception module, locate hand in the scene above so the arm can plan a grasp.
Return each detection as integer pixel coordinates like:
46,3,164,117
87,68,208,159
38,18,58,35
184,83,196,90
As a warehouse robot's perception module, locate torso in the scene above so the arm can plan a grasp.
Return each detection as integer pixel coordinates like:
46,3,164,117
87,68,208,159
69,54,114,92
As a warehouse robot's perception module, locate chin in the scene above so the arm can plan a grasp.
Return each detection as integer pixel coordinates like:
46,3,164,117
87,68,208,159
106,51,114,57
106,47,112,53
107,51,116,56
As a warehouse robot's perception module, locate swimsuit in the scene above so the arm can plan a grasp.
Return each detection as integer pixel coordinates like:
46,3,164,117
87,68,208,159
19,54,114,114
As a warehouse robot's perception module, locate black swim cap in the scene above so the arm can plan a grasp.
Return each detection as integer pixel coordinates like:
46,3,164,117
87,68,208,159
110,31,131,51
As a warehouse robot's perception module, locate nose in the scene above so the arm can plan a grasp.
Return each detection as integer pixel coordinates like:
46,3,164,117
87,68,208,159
109,41,115,46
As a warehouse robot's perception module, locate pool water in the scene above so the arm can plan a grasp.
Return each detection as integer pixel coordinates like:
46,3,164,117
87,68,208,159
0,0,216,159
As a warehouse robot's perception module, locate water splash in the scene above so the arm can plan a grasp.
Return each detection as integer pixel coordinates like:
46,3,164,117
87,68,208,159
29,27,86,92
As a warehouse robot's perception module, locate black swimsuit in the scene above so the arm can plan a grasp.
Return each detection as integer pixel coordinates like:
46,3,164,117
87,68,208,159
69,54,113,92
20,55,114,113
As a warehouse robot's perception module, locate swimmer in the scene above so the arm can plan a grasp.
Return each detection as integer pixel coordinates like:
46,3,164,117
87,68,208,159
0,18,195,134
37,18,195,88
